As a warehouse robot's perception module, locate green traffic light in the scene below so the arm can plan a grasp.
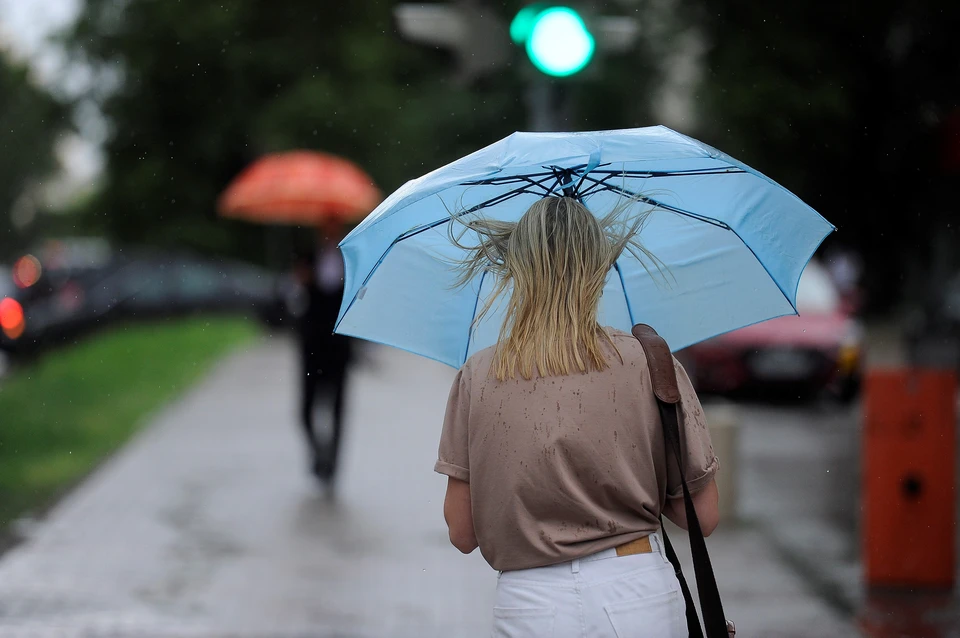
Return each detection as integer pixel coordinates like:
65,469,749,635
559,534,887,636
510,5,543,44
522,6,595,77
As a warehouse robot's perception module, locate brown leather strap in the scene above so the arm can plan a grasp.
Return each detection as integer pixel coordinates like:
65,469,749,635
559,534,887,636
632,323,731,638
631,324,680,404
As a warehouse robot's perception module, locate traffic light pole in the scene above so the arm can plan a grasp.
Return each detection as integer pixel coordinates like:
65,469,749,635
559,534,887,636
526,79,571,132
395,3,637,133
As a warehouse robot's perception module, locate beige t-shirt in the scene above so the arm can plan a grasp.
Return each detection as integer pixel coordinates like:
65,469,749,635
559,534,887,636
434,328,719,572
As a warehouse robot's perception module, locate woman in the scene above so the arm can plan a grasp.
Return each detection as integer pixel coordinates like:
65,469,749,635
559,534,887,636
434,196,720,637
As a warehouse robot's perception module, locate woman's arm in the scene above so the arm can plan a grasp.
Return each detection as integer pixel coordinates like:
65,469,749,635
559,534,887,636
662,478,720,537
443,477,479,553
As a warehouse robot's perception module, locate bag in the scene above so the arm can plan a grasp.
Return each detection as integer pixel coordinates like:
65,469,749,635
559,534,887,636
631,324,736,638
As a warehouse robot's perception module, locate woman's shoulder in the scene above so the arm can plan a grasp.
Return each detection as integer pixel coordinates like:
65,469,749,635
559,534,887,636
604,326,643,350
604,326,634,341
462,345,497,379
603,327,657,370
604,327,691,382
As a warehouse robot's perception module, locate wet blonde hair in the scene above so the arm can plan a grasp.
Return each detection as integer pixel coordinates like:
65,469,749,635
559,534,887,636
450,195,661,381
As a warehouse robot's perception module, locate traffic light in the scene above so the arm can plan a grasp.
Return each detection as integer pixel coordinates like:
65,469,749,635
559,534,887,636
510,5,595,77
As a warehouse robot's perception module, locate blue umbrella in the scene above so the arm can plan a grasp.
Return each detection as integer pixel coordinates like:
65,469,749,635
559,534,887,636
335,126,834,368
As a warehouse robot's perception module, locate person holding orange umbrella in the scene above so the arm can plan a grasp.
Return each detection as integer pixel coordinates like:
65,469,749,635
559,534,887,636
219,150,380,486
290,221,356,483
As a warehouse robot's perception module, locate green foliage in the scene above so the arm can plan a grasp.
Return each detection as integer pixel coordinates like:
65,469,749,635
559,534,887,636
64,0,536,261
64,1,672,262
69,0,959,307
0,316,257,527
691,0,960,306
0,58,66,260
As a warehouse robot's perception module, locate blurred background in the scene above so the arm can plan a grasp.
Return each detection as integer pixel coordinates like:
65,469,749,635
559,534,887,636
0,1,957,637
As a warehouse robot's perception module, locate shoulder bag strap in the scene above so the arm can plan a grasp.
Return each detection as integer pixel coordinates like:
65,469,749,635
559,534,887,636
631,324,730,638
661,515,705,638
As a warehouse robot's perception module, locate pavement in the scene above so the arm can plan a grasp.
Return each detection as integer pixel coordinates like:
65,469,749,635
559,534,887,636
0,335,864,637
728,320,960,638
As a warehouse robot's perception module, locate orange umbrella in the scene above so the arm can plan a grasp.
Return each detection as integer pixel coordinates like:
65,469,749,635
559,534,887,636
217,151,381,225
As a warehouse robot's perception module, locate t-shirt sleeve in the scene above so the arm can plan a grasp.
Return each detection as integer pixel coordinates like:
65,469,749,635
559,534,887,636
665,357,720,498
434,367,471,482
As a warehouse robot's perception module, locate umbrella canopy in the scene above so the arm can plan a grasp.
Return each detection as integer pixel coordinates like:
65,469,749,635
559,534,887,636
335,126,834,368
218,151,380,224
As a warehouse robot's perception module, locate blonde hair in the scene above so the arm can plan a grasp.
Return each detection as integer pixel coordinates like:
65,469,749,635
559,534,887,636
449,195,662,381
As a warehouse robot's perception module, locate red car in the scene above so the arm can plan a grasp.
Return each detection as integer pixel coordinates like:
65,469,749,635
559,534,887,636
678,261,862,402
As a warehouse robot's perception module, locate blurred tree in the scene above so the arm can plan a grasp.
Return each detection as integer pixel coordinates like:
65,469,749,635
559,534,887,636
64,0,530,261
690,0,960,310
64,1,670,263
0,56,65,260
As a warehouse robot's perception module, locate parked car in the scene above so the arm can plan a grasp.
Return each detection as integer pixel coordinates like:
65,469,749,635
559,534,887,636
678,261,863,402
0,266,12,299
0,247,290,357
95,252,283,321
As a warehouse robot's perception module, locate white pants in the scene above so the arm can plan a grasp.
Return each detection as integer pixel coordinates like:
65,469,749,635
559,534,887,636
491,534,687,638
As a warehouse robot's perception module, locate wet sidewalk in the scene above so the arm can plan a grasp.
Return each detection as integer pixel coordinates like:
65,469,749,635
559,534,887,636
0,336,856,637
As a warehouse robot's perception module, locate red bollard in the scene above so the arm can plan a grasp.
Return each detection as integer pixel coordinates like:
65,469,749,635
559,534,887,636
863,369,956,589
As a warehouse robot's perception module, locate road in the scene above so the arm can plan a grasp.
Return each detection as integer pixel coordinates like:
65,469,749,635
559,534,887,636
735,398,862,607
732,377,960,638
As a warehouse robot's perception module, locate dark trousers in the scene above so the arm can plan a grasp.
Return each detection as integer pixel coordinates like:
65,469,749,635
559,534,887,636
299,333,351,474
298,283,352,477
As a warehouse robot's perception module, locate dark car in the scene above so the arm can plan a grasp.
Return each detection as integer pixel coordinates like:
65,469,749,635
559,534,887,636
97,253,282,321
0,265,17,344
678,261,863,402
1,247,288,357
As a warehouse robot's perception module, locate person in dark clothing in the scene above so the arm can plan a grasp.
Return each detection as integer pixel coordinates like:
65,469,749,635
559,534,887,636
294,230,353,484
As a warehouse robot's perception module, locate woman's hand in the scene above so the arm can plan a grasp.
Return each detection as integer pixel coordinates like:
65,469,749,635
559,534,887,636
443,477,479,554
662,478,720,537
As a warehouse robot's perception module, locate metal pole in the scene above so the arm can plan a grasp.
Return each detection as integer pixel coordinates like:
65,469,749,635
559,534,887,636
527,78,563,132
526,79,574,132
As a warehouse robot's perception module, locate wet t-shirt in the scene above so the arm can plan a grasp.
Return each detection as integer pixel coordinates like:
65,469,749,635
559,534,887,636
434,328,719,572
